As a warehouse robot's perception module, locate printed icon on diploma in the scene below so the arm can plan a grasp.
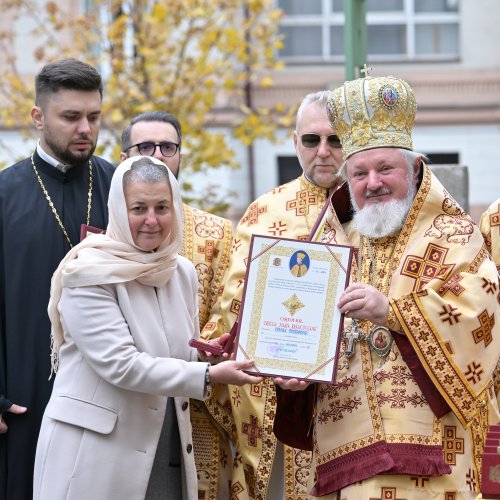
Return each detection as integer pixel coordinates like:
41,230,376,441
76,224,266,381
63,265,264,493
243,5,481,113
289,251,310,277
235,235,354,384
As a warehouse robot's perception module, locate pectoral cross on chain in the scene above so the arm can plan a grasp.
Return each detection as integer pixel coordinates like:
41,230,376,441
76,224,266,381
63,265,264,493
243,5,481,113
342,320,364,368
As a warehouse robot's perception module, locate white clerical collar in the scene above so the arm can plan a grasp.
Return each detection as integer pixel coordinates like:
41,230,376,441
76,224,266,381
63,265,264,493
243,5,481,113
36,141,70,172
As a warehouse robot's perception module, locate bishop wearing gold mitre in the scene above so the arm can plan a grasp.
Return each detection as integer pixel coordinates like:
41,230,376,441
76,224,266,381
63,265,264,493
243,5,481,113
275,74,500,499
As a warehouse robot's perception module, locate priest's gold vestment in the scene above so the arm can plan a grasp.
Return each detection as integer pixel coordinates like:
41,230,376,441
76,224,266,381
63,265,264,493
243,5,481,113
479,198,500,274
479,198,500,406
204,175,331,499
181,204,233,500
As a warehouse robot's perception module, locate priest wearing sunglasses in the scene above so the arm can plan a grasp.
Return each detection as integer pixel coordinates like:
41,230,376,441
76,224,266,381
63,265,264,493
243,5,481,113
203,91,346,500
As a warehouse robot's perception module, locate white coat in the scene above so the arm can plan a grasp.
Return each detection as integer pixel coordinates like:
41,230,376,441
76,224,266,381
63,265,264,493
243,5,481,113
33,257,206,500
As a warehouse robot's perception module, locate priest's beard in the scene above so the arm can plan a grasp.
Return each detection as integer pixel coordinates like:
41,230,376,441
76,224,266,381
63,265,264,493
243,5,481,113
44,131,96,166
350,180,416,238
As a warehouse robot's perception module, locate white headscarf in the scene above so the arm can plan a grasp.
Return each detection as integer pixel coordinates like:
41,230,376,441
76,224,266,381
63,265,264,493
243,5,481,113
48,155,184,373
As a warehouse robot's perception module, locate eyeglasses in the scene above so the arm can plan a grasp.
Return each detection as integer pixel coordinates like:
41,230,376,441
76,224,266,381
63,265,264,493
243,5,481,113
300,133,342,149
125,141,180,158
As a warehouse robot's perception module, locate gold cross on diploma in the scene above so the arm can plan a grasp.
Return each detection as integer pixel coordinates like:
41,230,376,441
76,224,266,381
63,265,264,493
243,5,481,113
360,63,372,77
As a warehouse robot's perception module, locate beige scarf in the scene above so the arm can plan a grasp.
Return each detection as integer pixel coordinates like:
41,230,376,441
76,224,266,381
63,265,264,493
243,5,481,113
48,155,184,373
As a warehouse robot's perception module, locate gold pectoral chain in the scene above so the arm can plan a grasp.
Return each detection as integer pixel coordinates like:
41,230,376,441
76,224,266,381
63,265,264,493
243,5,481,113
342,236,394,366
31,154,92,248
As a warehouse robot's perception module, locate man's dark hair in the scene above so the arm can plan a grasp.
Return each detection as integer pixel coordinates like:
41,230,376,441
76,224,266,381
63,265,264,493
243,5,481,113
121,111,182,152
35,58,103,107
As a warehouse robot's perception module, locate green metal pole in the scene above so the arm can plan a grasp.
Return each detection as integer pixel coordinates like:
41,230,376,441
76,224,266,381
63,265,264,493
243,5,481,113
344,0,367,81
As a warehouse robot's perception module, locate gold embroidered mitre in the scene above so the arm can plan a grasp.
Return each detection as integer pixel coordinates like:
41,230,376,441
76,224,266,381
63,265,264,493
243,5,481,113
327,75,417,159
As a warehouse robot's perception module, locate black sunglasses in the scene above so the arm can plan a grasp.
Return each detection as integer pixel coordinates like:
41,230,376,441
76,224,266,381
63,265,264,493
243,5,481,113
300,133,342,149
125,141,180,158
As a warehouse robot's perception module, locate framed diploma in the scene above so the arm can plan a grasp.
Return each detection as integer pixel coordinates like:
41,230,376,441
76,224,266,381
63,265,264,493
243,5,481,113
235,235,354,384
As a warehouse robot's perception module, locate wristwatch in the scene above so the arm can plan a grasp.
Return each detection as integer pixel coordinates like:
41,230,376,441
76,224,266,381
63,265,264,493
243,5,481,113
205,363,212,389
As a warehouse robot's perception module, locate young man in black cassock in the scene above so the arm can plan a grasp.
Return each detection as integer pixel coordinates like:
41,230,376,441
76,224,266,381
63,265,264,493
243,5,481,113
0,58,115,500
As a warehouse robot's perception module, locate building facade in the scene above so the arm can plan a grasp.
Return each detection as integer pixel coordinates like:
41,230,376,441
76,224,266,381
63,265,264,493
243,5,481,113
222,0,500,222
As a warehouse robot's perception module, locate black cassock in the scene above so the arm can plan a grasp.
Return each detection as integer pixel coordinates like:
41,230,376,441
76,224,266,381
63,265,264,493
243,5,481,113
0,151,115,500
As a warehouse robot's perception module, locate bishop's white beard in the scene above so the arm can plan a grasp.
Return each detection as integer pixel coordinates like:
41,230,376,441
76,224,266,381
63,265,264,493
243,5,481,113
350,182,416,238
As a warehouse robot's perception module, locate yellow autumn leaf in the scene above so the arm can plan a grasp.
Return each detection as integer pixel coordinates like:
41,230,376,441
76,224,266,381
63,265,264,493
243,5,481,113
109,108,123,124
151,3,168,18
259,76,273,88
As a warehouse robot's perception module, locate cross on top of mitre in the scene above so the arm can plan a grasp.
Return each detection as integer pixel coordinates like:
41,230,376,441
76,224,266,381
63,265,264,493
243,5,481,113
360,63,373,77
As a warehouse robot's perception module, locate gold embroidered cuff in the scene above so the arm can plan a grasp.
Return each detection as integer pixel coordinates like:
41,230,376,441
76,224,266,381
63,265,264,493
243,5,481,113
387,303,402,333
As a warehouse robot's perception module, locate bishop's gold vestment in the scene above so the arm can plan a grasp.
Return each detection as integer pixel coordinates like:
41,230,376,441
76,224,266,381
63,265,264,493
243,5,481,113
479,198,500,405
203,175,331,500
276,166,500,499
181,204,233,500
479,198,500,274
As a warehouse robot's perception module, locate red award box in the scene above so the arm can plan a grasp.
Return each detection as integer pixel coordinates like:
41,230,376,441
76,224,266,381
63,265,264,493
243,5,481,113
482,425,500,499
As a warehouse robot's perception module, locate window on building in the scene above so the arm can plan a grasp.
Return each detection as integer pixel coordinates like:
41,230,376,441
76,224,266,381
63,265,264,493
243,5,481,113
278,156,302,185
425,152,460,164
278,0,459,62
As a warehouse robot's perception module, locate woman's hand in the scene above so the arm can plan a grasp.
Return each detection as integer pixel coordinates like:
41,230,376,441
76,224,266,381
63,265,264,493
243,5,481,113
196,332,234,363
209,359,263,386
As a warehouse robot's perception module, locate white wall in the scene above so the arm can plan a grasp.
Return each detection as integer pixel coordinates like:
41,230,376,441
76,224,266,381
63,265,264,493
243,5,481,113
413,123,500,207
461,0,500,68
253,130,296,196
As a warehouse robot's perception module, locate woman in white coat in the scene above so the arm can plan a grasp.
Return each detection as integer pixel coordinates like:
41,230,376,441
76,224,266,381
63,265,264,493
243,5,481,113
33,156,260,500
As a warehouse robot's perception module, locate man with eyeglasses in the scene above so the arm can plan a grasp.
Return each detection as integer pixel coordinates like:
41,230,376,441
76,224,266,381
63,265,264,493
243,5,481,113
120,111,233,500
203,91,345,499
